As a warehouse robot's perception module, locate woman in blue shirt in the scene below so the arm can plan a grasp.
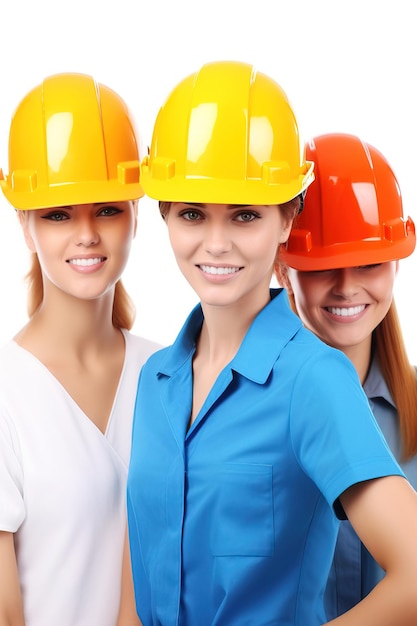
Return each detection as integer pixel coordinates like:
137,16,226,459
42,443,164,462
127,62,417,625
276,132,417,620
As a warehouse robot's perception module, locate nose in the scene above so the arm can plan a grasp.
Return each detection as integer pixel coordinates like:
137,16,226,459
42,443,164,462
203,222,232,256
332,268,359,298
74,215,99,247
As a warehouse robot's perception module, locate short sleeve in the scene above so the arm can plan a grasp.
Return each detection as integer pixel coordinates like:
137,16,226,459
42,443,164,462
289,348,404,514
0,411,25,531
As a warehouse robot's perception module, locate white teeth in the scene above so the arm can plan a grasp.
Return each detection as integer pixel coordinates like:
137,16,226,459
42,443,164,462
328,305,366,317
200,265,240,275
69,257,104,266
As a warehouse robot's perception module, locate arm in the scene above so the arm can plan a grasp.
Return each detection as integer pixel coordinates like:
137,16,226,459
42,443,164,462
0,531,25,626
116,529,142,626
325,476,417,625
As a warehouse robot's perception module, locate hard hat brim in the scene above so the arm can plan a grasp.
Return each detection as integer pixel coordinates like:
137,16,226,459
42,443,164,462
0,179,144,210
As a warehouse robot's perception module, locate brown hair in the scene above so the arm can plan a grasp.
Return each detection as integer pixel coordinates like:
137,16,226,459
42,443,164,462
25,253,135,330
276,261,417,460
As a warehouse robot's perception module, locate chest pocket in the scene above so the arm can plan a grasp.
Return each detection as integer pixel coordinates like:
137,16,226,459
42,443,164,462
207,463,274,556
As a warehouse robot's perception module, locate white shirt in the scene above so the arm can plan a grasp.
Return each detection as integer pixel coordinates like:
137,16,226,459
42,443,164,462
0,330,160,626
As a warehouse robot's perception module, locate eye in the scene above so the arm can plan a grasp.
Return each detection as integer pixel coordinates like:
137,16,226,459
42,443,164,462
357,263,382,271
235,210,260,222
98,205,123,217
179,209,203,221
41,211,69,221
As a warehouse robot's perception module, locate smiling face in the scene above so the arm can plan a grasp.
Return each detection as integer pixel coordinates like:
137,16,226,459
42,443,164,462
164,202,293,312
286,262,398,358
19,201,137,302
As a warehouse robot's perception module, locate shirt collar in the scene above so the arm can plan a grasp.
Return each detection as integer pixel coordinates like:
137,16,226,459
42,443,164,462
158,288,303,383
363,354,396,408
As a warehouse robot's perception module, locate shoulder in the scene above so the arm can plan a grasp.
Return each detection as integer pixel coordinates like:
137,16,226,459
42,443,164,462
0,341,29,378
282,332,368,427
283,323,356,378
0,342,46,419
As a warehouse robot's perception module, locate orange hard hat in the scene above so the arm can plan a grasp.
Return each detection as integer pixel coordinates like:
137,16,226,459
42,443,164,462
281,133,416,270
0,73,143,209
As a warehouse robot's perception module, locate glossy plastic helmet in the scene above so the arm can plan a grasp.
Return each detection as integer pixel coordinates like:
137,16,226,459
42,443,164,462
141,60,314,205
281,133,416,270
0,72,144,210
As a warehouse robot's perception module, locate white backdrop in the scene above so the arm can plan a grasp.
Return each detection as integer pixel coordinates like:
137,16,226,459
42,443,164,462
1,0,416,361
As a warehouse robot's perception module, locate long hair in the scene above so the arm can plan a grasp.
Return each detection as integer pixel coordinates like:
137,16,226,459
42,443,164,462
375,302,417,459
25,253,135,330
275,261,417,460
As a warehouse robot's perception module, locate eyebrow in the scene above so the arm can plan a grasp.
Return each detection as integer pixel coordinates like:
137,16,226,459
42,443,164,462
183,203,252,209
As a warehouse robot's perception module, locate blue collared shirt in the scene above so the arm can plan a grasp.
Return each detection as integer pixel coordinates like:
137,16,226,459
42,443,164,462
128,290,404,626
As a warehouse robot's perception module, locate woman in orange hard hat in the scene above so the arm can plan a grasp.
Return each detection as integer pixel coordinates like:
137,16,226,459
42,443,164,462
126,62,417,625
0,73,159,626
276,132,417,621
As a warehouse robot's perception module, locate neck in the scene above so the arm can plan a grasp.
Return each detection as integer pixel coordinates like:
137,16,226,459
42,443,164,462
15,284,118,356
198,289,270,366
340,337,373,385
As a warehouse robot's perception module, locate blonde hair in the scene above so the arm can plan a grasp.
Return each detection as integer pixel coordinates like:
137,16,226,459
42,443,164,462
276,261,417,460
375,302,417,459
25,253,135,330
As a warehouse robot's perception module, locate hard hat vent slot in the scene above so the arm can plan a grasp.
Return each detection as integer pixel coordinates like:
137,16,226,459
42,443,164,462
262,161,290,184
286,229,313,253
12,170,38,193
152,157,176,181
118,161,140,185
383,218,408,242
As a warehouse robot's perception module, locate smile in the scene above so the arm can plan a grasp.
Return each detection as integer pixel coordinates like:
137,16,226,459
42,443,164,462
326,305,366,317
199,265,241,275
67,257,106,266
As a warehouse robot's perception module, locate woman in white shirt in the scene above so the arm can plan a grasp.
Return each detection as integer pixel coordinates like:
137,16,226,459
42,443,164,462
0,73,158,626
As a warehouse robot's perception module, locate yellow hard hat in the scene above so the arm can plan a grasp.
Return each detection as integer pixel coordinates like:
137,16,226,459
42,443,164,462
0,72,144,209
141,60,314,205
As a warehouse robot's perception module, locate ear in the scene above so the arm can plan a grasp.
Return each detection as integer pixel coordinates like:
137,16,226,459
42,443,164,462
17,210,37,253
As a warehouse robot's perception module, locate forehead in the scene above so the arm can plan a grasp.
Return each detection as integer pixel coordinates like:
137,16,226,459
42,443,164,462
178,202,253,210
